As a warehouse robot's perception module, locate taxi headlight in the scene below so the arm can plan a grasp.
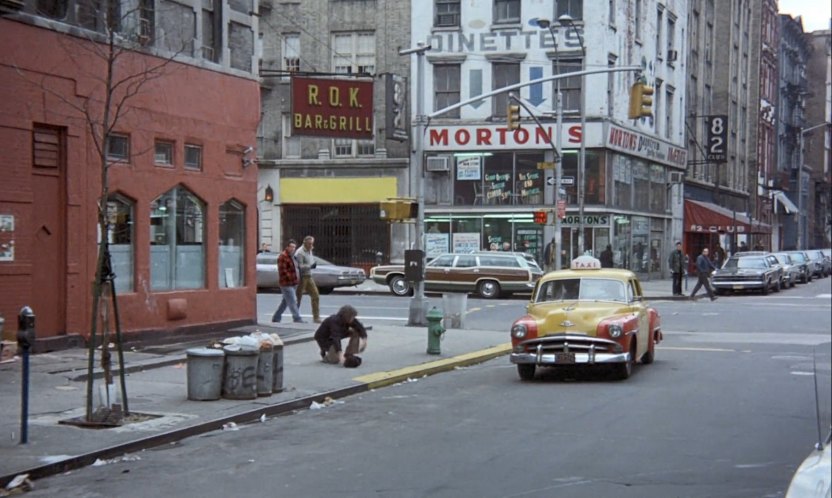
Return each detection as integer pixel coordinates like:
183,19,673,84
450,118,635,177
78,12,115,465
511,324,527,339
609,324,623,338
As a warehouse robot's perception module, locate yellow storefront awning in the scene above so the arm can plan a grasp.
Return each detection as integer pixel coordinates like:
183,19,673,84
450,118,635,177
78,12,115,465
280,177,397,204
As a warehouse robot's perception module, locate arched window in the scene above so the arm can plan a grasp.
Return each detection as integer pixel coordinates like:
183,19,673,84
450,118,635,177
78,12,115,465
219,200,245,288
106,194,134,294
150,186,205,290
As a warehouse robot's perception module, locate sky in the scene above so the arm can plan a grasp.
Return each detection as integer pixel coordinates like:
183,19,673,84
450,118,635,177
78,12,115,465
778,0,831,32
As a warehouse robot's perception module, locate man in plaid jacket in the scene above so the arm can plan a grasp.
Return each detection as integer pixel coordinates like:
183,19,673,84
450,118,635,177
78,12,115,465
271,239,304,323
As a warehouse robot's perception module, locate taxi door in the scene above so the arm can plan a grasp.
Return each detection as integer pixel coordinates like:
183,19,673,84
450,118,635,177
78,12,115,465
627,278,650,360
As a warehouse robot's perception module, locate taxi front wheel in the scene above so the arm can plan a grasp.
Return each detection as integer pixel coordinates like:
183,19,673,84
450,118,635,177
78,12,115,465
613,342,636,380
517,364,536,381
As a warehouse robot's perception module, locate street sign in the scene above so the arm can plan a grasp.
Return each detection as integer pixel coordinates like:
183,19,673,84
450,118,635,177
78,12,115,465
537,161,555,170
546,176,574,185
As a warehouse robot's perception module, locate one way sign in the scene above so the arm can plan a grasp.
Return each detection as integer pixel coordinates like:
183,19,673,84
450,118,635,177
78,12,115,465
547,176,574,186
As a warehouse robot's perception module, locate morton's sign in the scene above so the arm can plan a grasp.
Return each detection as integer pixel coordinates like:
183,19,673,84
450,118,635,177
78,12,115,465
291,77,374,139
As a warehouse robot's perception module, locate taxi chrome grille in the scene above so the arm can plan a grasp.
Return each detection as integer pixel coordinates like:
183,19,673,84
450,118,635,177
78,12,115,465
518,334,623,354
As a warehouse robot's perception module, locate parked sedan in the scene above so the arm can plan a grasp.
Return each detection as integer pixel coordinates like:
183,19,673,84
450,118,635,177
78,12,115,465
711,254,782,295
772,252,799,288
787,251,814,284
256,253,366,293
806,250,830,278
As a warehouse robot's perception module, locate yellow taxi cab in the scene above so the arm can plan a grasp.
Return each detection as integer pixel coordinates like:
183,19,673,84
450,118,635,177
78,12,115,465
509,255,663,380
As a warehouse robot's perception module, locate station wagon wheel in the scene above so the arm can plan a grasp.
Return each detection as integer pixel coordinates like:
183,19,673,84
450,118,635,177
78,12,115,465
613,340,636,380
388,275,412,297
517,364,536,381
477,280,501,299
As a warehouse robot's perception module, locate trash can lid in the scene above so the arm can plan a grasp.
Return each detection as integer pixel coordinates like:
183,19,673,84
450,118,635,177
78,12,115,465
186,347,225,357
223,344,260,355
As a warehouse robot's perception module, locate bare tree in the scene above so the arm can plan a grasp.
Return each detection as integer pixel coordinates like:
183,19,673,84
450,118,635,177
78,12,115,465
18,0,190,423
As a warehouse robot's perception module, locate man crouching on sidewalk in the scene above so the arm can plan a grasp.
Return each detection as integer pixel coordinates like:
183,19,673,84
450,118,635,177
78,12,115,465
314,305,367,367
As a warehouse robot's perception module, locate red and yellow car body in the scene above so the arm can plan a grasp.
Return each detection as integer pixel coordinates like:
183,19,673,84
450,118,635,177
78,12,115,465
509,256,662,380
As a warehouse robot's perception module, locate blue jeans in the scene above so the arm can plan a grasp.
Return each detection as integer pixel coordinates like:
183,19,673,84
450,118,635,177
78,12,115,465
272,285,302,322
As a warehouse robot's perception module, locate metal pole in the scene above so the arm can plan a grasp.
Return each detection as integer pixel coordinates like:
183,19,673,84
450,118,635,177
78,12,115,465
20,343,29,444
402,43,431,326
550,26,563,270
797,130,804,249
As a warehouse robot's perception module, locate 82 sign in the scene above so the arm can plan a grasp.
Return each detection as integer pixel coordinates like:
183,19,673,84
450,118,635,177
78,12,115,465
705,114,728,163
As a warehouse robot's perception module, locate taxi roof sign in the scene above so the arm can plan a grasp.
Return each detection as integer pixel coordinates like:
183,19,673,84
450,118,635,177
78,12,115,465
571,255,602,270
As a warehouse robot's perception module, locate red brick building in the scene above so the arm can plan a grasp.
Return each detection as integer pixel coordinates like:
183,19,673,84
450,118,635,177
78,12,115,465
0,3,260,348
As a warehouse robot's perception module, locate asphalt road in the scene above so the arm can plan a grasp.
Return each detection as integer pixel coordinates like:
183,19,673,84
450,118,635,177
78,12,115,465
27,280,831,498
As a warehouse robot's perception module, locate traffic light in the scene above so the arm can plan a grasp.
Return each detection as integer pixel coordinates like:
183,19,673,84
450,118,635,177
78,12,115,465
380,199,418,221
506,103,521,130
533,210,548,225
628,82,654,119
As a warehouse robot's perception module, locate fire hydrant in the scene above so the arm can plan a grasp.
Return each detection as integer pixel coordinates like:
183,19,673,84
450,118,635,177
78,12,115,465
426,306,445,355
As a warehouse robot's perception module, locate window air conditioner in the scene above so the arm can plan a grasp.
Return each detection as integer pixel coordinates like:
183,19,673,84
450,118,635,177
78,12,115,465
668,171,684,184
426,156,450,172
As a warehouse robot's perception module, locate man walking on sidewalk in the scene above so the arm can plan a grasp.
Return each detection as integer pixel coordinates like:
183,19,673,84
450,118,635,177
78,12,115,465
272,239,305,323
295,235,321,323
690,247,718,301
668,241,685,296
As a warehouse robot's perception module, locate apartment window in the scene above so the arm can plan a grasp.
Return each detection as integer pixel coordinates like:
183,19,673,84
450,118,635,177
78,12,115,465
282,114,300,159
37,0,67,19
332,138,374,157
184,144,202,171
435,0,460,27
494,0,520,24
202,1,221,62
218,199,245,288
667,16,676,57
434,64,461,118
607,56,616,117
552,58,582,112
106,133,130,161
608,0,615,24
154,140,174,166
282,34,300,74
106,194,134,293
492,63,520,116
556,0,582,20
332,32,375,75
665,87,674,139
139,0,154,45
656,8,663,60
77,0,121,33
150,186,205,290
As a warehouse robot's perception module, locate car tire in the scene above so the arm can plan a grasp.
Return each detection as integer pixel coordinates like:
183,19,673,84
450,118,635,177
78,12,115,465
388,275,412,297
761,280,770,295
613,341,636,380
477,280,501,299
774,279,781,293
517,364,536,381
641,332,656,365
318,287,333,295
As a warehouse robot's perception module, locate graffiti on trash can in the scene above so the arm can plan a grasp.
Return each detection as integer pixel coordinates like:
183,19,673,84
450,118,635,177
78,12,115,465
226,366,256,391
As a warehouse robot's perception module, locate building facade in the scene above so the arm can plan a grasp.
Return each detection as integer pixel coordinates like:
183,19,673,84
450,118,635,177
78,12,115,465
256,0,411,272
803,29,832,248
415,0,687,278
0,0,261,346
684,0,770,261
776,14,811,250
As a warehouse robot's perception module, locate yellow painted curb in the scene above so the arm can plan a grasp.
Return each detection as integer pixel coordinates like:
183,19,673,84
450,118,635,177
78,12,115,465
353,343,513,390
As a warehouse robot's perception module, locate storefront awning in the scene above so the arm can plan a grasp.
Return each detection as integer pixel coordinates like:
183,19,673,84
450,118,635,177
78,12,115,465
772,191,798,215
684,199,771,234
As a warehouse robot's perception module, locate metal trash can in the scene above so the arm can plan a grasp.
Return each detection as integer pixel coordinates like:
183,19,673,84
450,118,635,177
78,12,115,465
272,344,284,393
442,293,468,329
186,347,225,401
222,346,259,400
256,344,273,397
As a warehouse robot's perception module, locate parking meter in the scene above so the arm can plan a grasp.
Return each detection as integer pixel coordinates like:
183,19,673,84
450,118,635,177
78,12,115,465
17,306,34,444
17,306,35,351
404,250,424,282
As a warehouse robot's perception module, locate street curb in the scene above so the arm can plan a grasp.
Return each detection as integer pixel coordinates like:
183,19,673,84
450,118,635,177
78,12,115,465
0,342,510,488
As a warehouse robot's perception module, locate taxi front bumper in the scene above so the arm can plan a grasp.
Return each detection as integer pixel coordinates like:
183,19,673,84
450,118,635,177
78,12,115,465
510,334,630,365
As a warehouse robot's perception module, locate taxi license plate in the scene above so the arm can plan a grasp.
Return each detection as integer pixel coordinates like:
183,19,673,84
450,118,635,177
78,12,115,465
555,352,575,364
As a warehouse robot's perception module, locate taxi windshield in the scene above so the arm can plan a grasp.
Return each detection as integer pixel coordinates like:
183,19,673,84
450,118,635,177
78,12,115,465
536,278,626,303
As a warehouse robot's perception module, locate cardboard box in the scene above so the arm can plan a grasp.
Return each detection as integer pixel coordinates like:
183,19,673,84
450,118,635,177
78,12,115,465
0,340,17,363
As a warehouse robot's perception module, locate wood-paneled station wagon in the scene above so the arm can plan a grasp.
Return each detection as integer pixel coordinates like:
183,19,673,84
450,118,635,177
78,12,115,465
509,256,663,381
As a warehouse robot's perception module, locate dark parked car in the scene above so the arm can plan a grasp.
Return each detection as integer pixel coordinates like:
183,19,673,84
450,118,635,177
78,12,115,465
711,254,783,295
256,253,365,293
786,251,814,284
806,250,830,278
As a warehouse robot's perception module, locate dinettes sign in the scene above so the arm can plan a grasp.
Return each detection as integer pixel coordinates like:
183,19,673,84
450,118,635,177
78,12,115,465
291,77,374,139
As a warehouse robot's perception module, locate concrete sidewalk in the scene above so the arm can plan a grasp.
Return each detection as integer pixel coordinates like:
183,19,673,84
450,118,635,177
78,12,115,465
0,277,682,488
0,322,509,487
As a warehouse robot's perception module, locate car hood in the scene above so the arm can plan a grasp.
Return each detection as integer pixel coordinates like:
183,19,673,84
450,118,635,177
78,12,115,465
529,301,634,337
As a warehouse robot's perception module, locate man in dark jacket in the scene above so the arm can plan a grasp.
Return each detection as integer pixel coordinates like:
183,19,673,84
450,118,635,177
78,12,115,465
315,305,368,367
600,245,614,268
690,247,718,301
668,242,685,296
